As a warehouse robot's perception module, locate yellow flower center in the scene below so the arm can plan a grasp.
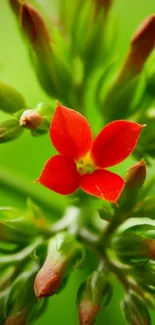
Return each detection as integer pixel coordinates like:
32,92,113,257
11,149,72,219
76,152,95,175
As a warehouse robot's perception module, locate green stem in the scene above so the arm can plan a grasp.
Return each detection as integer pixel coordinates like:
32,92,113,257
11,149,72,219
0,166,67,214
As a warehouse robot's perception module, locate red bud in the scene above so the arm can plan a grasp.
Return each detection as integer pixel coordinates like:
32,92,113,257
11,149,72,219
20,109,44,130
21,3,51,53
5,309,27,325
79,300,100,325
118,15,155,82
125,160,146,189
34,258,66,298
34,233,84,298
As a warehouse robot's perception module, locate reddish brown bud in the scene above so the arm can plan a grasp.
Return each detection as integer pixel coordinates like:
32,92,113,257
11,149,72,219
5,309,27,325
21,3,50,52
79,300,100,325
20,109,44,130
34,258,66,298
34,233,84,298
118,15,155,82
125,159,146,189
77,271,111,325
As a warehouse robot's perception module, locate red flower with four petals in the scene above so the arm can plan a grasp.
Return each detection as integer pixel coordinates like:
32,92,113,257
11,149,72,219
37,103,143,203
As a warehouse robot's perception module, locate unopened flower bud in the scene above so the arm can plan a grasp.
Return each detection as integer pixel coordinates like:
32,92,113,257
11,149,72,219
125,160,146,189
102,15,155,121
119,15,155,82
5,309,27,325
0,82,26,114
34,232,84,298
0,119,23,143
20,109,44,130
21,3,51,54
36,102,55,122
77,271,112,325
118,160,146,213
112,233,148,263
4,261,39,325
121,291,151,325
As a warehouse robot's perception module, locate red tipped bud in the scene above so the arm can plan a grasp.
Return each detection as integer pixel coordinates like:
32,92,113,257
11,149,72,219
20,109,44,130
119,15,155,82
21,3,51,53
79,300,100,325
34,257,66,298
118,160,146,213
125,159,146,189
5,310,27,325
121,291,151,325
77,271,112,325
34,233,85,298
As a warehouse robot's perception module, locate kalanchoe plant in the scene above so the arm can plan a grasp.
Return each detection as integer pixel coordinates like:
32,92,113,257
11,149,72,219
1,0,155,325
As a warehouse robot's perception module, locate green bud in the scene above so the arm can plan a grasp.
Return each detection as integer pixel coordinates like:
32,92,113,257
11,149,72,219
36,102,55,122
98,204,114,220
121,291,151,325
118,160,146,213
113,222,155,263
0,119,23,143
77,271,112,325
112,233,149,264
4,261,42,325
0,82,26,114
134,264,155,292
34,232,85,298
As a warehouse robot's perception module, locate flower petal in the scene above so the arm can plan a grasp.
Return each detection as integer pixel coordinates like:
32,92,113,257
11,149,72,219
37,155,80,195
50,103,93,160
91,120,143,168
80,169,124,202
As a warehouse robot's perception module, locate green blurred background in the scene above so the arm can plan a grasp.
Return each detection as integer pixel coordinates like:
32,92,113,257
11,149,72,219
0,0,155,324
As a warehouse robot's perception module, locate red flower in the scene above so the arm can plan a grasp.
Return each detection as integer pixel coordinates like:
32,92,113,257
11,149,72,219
37,103,143,203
